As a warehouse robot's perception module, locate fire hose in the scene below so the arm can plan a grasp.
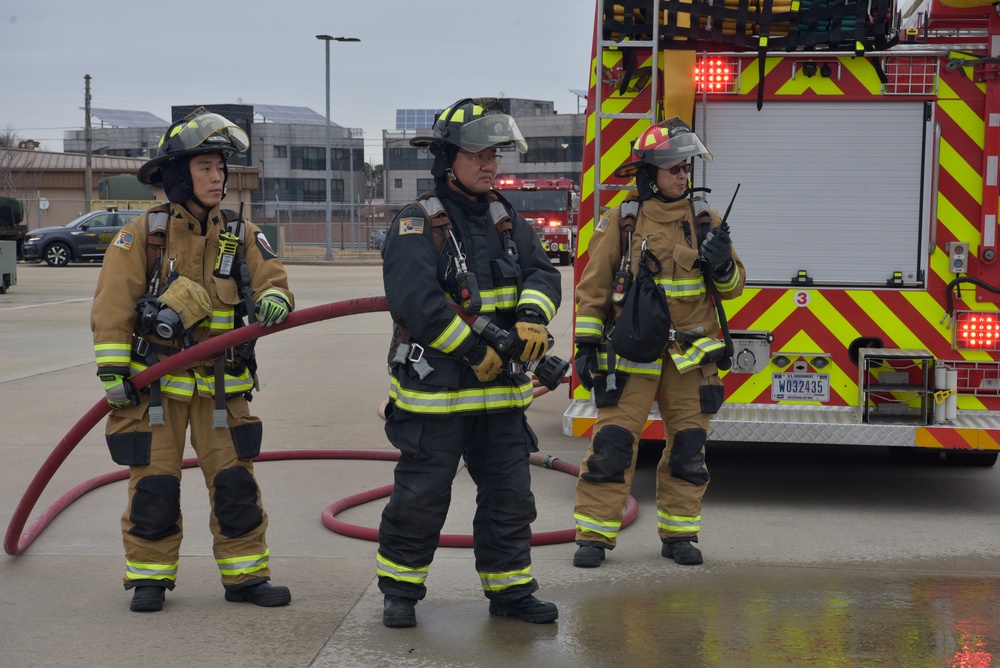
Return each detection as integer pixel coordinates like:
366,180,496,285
5,296,637,555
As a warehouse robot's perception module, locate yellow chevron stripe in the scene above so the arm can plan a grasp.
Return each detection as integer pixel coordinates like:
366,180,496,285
847,292,925,348
577,188,632,256
935,192,981,246
840,56,883,93
775,71,845,96
979,430,1000,450
939,138,983,205
738,57,781,95
937,78,984,147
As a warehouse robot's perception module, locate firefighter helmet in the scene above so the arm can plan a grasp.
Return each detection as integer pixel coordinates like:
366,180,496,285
410,98,528,154
138,109,250,186
614,117,712,179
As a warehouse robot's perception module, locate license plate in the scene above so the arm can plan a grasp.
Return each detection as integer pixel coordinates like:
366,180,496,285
771,372,830,402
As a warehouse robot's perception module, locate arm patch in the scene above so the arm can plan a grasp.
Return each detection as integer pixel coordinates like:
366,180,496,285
255,231,277,259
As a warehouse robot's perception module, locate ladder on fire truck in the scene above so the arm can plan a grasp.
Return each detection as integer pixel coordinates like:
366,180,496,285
592,0,662,228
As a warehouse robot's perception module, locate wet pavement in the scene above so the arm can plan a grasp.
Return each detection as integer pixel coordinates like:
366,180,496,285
2,262,999,667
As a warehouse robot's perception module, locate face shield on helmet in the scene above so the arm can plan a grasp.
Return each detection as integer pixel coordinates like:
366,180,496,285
614,117,712,179
410,98,528,154
138,109,250,186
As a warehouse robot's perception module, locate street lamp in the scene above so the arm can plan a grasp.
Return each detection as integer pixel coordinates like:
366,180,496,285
316,34,360,260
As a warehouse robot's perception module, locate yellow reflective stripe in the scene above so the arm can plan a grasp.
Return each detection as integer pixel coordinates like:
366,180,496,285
654,276,706,298
479,565,533,592
376,552,429,584
657,511,701,533
198,308,235,331
598,351,662,376
670,337,725,372
125,558,179,582
430,315,471,354
193,366,254,397
575,315,604,339
95,342,132,365
518,289,557,322
389,376,534,414
217,549,269,576
574,512,621,539
490,286,519,311
713,264,741,293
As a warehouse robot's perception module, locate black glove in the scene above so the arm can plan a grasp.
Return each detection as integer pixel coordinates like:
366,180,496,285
702,226,733,274
574,342,600,391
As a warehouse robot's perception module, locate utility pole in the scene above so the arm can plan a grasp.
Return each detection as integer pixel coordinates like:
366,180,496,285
84,74,93,212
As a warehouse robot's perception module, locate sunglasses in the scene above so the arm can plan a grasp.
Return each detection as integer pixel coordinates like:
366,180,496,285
666,163,693,175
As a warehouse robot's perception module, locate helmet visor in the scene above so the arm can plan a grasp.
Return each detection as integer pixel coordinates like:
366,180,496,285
641,133,713,169
452,115,528,154
163,113,250,155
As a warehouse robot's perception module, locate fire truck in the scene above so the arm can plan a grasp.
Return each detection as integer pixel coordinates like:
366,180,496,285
565,0,1000,466
495,176,578,265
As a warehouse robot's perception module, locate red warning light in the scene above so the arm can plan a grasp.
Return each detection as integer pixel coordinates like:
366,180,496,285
953,311,1000,350
695,57,737,93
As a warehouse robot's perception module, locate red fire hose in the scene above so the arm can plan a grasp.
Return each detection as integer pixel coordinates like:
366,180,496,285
4,296,637,555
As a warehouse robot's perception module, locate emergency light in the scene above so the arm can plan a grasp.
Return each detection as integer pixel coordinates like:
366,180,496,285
953,310,1000,350
695,57,737,93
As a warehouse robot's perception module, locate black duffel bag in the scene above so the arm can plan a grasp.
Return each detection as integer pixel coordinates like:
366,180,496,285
610,246,671,364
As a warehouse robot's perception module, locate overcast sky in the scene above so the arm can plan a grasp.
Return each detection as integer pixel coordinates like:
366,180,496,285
1,1,595,163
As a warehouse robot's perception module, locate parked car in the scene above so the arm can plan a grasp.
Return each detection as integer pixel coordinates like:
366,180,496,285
22,208,145,266
368,228,388,251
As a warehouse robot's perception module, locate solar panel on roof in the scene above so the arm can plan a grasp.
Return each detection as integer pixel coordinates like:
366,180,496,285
89,108,168,128
253,104,333,126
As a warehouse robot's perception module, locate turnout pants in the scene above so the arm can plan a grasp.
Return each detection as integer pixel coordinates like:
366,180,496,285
104,392,271,589
574,360,721,547
376,405,540,602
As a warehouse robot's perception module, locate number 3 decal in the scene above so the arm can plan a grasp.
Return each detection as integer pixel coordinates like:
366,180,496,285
794,290,811,307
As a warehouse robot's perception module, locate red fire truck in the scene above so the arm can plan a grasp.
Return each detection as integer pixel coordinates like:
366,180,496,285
495,176,578,265
564,0,1000,466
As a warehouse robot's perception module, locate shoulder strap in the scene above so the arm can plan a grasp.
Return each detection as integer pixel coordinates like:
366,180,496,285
416,191,452,256
617,197,640,268
144,204,170,285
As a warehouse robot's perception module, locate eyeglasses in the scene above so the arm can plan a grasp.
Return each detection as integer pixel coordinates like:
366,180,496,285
666,163,693,175
459,149,502,166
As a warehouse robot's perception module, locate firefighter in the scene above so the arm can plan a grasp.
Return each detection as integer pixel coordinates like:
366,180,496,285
571,118,746,568
92,108,294,612
376,98,562,628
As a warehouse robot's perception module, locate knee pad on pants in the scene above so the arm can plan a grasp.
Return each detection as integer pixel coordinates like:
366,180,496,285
129,475,181,541
669,429,710,486
582,425,634,484
213,467,263,538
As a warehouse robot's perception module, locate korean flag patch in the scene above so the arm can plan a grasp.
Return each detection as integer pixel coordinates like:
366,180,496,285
595,216,610,233
255,231,277,259
399,217,424,236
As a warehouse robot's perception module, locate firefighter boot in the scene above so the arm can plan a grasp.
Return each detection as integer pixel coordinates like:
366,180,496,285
383,595,417,628
573,542,607,568
661,537,703,565
224,578,291,607
129,583,167,613
489,595,559,623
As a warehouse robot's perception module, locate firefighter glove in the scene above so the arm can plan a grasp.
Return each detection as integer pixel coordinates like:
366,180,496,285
465,341,504,382
574,342,600,391
255,293,291,327
702,226,733,274
157,276,213,329
101,373,138,409
512,321,549,363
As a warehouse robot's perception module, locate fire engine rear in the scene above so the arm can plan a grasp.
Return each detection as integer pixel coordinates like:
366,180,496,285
495,176,578,265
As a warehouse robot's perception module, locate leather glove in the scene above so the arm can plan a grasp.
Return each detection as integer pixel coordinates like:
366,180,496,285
255,293,291,327
702,226,733,274
574,342,600,392
465,341,504,382
511,321,549,363
100,373,138,409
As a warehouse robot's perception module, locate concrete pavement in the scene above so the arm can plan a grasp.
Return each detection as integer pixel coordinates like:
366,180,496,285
2,262,1000,667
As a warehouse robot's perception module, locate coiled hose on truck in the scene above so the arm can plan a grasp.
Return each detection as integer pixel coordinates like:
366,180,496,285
4,296,637,555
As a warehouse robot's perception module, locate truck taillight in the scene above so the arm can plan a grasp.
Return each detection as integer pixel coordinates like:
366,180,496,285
548,220,559,227
695,57,737,93
953,311,1000,350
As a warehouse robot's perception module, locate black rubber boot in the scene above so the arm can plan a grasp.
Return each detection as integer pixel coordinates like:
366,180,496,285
661,538,703,565
383,595,417,628
489,595,558,623
573,543,607,568
224,580,291,607
130,585,166,612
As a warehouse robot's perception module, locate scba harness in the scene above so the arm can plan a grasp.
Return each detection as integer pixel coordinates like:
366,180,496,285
136,205,257,429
